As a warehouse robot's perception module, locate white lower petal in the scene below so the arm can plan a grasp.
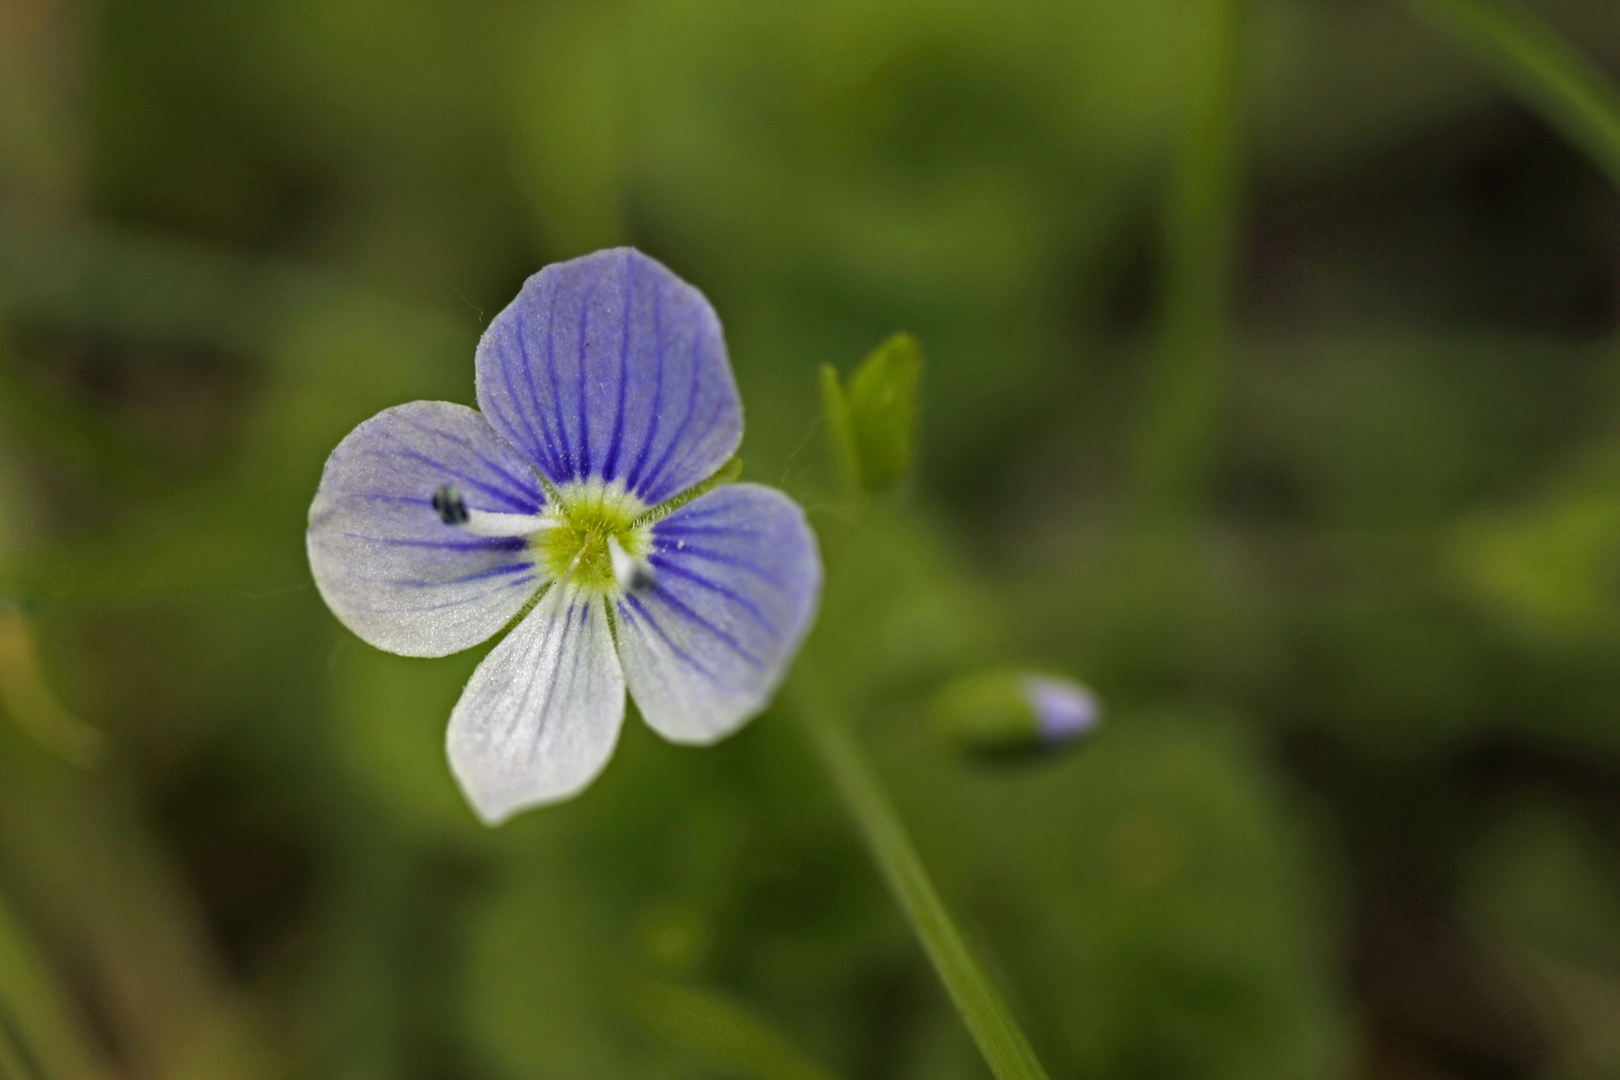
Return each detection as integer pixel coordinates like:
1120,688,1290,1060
446,584,626,824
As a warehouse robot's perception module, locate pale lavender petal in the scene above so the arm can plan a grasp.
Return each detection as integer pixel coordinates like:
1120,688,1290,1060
615,484,821,745
474,248,742,504
447,583,626,824
307,401,545,658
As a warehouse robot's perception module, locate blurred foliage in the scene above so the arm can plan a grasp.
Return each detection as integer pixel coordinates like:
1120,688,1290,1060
821,332,924,496
0,0,1619,1078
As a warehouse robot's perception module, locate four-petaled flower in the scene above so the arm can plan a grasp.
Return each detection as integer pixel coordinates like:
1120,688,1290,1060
307,249,822,823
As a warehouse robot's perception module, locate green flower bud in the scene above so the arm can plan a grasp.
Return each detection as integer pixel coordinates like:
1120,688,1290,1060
932,669,1099,762
821,332,923,495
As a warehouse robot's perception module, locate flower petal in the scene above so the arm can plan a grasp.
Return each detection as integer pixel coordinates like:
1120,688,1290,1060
615,484,821,745
307,401,546,658
446,584,626,824
474,248,743,504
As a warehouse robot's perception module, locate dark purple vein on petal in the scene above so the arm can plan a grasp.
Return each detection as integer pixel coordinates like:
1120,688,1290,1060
575,302,592,478
679,394,730,488
657,521,770,542
477,397,529,475
647,582,763,668
354,493,431,506
529,598,584,758
656,544,783,584
648,555,777,632
364,580,537,616
624,280,665,492
509,313,560,478
648,369,731,504
504,595,570,756
381,563,535,588
544,296,574,479
603,255,634,480
343,533,528,553
638,333,705,502
537,302,574,479
497,316,546,473
377,449,533,511
622,594,732,690
658,489,746,522
533,312,571,480
394,416,543,505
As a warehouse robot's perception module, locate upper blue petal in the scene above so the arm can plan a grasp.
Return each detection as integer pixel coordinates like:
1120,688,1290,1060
474,248,743,505
306,401,545,658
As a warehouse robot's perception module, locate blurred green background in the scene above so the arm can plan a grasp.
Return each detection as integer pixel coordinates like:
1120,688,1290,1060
2,0,1619,1077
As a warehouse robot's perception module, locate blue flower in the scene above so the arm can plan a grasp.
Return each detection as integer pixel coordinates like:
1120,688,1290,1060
930,669,1099,761
307,249,822,823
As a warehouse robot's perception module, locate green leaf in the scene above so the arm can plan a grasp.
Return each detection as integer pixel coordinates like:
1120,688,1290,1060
846,333,923,494
819,363,861,498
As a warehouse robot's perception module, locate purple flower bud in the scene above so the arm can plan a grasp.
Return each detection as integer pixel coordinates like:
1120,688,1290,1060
932,669,1100,762
1023,675,1100,748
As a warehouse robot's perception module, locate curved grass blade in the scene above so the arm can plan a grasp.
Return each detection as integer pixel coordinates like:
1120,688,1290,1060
1406,0,1620,192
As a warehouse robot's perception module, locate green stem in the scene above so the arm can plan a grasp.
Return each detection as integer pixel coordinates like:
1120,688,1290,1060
790,672,1051,1080
1132,0,1247,521
1405,0,1620,193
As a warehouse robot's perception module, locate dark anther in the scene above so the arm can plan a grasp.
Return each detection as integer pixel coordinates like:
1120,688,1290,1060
432,484,469,525
628,564,655,593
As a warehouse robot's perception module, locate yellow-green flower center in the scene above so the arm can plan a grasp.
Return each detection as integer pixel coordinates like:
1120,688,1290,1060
534,480,650,593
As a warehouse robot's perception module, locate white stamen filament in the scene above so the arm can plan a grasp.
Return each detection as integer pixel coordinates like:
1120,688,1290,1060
607,535,653,593
434,484,554,538
458,509,554,538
